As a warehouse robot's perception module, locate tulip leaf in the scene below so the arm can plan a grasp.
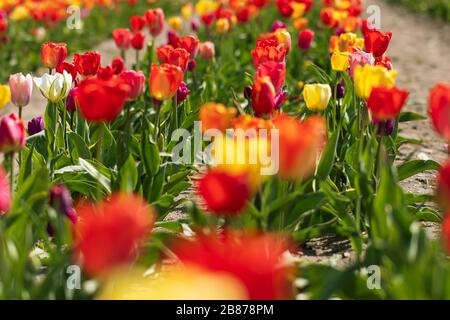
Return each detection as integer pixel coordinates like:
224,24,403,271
68,132,91,160
141,130,160,177
119,154,138,193
317,126,341,183
398,112,427,122
397,160,441,181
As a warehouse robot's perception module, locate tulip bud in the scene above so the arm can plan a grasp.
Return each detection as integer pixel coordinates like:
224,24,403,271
191,20,200,32
49,184,77,224
188,60,197,71
8,73,33,108
112,56,125,75
0,113,26,154
177,81,190,104
298,29,314,50
66,87,78,112
41,42,67,69
271,20,287,32
336,82,345,99
27,116,44,136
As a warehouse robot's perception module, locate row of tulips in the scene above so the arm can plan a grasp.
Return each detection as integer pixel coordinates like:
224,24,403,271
0,0,449,300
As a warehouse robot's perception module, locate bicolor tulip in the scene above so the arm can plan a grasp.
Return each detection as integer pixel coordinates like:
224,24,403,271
428,83,450,142
364,29,392,58
303,84,332,111
0,113,26,154
349,49,375,77
41,42,67,69
8,73,33,108
56,62,78,83
149,64,184,101
367,86,409,120
353,64,397,99
34,71,73,103
0,84,11,109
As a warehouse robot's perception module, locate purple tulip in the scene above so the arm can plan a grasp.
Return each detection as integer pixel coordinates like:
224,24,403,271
49,184,77,224
177,81,190,103
271,20,287,32
373,118,396,136
66,87,78,112
336,82,345,99
27,116,44,136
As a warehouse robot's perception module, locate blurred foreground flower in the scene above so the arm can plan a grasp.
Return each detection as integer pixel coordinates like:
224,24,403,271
0,84,10,109
0,166,11,215
0,113,26,154
429,83,450,142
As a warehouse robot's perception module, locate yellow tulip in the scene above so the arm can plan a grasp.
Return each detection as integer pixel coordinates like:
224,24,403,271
181,3,194,20
291,2,306,19
196,0,219,16
354,65,397,99
216,18,230,34
331,51,350,71
10,6,29,21
338,32,356,52
303,84,332,111
168,16,183,31
0,84,11,109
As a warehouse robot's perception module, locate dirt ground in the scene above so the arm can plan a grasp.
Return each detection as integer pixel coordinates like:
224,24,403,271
2,1,449,265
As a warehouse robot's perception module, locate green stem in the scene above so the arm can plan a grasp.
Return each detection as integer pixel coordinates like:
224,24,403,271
96,124,104,201
153,106,161,144
173,94,178,131
18,106,22,168
135,50,140,70
8,153,14,194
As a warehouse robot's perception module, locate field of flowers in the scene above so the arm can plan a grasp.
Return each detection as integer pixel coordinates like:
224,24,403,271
0,0,449,301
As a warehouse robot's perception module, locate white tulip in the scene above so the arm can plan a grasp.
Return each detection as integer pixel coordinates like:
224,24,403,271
34,71,73,103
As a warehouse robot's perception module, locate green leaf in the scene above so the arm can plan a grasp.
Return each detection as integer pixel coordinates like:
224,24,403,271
141,131,160,177
78,158,111,193
397,160,440,181
317,126,341,182
119,154,138,192
398,112,427,122
68,132,91,160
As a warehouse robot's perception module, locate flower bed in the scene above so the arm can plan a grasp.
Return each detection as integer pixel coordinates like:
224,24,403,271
0,0,449,300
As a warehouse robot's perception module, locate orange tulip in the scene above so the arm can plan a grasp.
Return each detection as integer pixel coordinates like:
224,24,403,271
149,64,184,101
41,42,67,69
251,42,287,68
156,45,190,71
199,103,237,133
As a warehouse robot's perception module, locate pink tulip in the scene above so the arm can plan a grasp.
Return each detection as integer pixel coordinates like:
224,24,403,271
349,49,375,77
0,166,10,215
8,73,33,108
0,114,26,154
119,70,146,100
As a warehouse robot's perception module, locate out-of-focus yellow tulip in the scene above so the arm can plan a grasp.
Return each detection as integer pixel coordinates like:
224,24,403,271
354,65,397,99
303,84,332,111
216,18,230,34
10,6,29,21
291,2,306,19
181,3,194,20
168,16,183,31
331,51,350,71
0,84,11,109
196,0,219,16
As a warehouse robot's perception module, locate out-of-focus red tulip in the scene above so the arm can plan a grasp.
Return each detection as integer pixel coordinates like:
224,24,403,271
73,51,101,77
112,28,132,51
298,28,314,50
251,77,277,115
97,66,115,80
0,166,10,215
364,29,392,58
145,8,165,37
74,193,155,277
119,70,146,100
256,61,286,92
176,35,200,61
149,64,184,101
156,45,190,71
276,0,293,17
41,42,67,69
375,54,393,70
172,231,294,300
443,214,450,255
437,161,450,212
197,170,250,215
0,113,26,154
129,15,146,32
367,86,409,120
429,83,450,142
130,32,145,51
112,57,125,75
77,77,131,122
320,7,337,27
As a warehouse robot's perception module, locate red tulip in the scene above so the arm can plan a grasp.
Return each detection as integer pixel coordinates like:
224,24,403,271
130,32,145,50
73,51,101,77
76,77,131,122
251,43,287,68
0,113,26,154
320,7,337,27
364,29,392,58
119,70,146,100
276,0,293,17
156,45,190,71
149,64,184,101
112,56,124,75
41,42,67,69
74,193,155,277
251,77,277,115
367,86,409,120
176,35,200,61
145,8,165,37
172,231,294,300
437,162,450,211
429,83,450,142
129,15,146,32
112,28,132,51
56,62,77,82
0,166,10,215
298,28,314,50
256,61,286,92
97,66,115,80
196,170,250,215
443,214,450,255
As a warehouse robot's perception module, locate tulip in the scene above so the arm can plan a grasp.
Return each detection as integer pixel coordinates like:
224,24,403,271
368,86,409,120
199,41,215,61
0,113,26,154
27,116,44,135
97,66,114,80
197,169,250,215
181,3,194,20
112,56,124,75
216,18,230,34
256,61,286,92
8,73,33,108
41,42,67,70
66,87,78,112
145,8,165,37
176,81,190,104
73,51,101,77
443,214,450,255
364,29,392,58
373,118,396,137
167,30,179,47
272,20,287,32
429,83,450,142
49,184,77,224
176,35,200,61
119,70,146,100
168,16,183,31
437,162,450,212
298,28,314,50
172,231,294,299
129,15,146,32
336,82,345,99
149,64,184,101
349,49,375,77
112,28,132,52
331,51,350,71
353,64,397,99
251,77,277,115
303,84,332,111
74,193,155,277
130,32,145,51
77,77,131,122
199,103,237,133
251,43,287,68
34,71,73,103
156,45,190,71
0,166,11,215
56,62,78,83
0,84,11,109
